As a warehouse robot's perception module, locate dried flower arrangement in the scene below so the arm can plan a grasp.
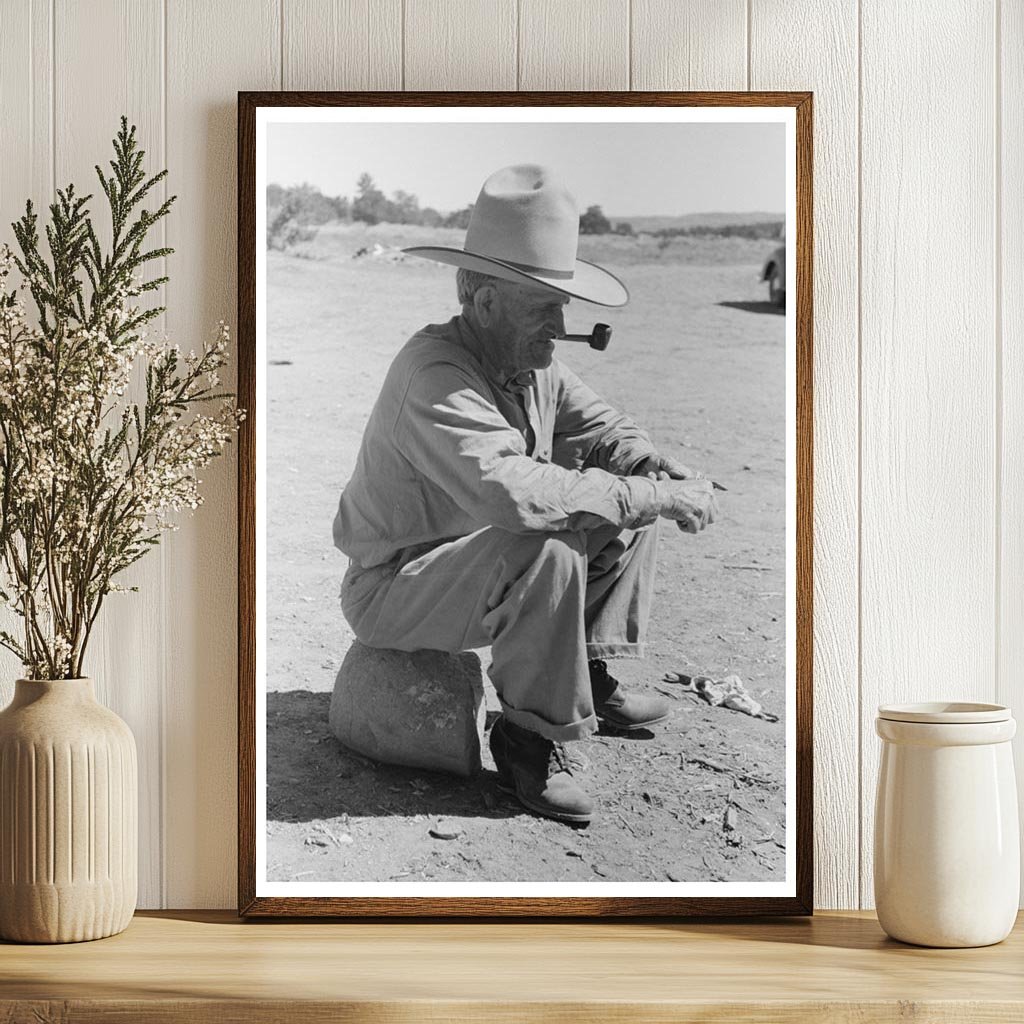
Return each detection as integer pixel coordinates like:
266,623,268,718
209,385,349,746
0,117,243,680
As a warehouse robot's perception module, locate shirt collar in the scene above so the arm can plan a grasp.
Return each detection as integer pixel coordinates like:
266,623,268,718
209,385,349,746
506,369,537,392
453,315,536,393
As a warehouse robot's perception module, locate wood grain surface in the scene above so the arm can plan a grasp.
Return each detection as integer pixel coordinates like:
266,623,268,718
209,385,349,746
750,0,860,912
519,0,629,90
1,910,1023,1023
283,0,402,91
858,0,998,909
50,0,167,914
0,9,51,711
163,0,280,909
630,0,747,91
1000,0,1024,889
404,0,517,91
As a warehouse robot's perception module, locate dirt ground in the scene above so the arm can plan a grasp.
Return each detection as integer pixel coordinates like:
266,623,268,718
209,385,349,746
265,222,788,884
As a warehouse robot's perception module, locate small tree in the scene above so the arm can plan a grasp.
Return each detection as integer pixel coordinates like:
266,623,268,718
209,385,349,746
328,194,350,221
352,173,389,225
0,117,243,679
267,191,318,251
419,207,442,228
285,183,340,226
442,205,474,230
579,205,611,235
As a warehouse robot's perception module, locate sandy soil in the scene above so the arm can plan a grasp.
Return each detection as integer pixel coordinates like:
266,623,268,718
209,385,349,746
265,222,788,884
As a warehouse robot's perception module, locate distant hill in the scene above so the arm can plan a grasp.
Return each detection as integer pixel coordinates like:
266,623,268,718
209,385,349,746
611,212,785,233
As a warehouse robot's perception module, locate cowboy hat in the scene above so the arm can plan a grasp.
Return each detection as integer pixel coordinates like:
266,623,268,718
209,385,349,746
403,164,629,307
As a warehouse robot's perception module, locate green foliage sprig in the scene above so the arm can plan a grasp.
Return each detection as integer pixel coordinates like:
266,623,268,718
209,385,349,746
0,116,243,679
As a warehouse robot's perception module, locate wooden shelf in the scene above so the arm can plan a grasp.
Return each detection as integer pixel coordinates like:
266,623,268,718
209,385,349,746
2,910,1022,1022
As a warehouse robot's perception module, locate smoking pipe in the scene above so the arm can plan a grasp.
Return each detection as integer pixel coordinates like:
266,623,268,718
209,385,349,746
556,323,612,351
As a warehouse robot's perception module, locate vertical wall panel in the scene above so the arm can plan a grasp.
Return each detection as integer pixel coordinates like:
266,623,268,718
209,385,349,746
0,0,53,700
631,0,746,90
283,0,402,90
164,0,279,908
404,0,516,90
860,0,997,908
519,0,628,90
750,1,860,910
1000,0,1024,902
52,0,166,909
0,0,51,238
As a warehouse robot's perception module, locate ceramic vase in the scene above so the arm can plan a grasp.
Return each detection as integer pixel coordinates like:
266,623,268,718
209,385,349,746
0,677,137,943
874,701,1019,948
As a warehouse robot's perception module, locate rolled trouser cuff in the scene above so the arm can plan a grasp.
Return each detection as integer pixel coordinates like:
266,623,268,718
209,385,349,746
586,641,645,659
497,701,598,743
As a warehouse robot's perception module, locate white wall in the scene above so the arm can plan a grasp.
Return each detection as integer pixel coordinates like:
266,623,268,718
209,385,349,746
0,0,1019,911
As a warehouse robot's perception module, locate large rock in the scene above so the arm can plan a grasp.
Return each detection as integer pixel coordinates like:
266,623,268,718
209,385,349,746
329,641,486,777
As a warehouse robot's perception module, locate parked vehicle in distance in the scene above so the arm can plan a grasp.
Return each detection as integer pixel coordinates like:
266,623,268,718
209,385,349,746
761,245,786,307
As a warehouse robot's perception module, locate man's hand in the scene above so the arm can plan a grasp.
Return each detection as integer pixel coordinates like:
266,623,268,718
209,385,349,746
633,453,703,482
658,478,719,534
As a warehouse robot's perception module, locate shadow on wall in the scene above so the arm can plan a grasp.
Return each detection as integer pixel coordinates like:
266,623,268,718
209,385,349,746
161,98,243,901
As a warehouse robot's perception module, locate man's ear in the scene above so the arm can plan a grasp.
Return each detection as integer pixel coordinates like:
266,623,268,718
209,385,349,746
473,282,500,327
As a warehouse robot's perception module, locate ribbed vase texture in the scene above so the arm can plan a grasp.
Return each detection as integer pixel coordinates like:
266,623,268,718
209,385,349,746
0,678,137,943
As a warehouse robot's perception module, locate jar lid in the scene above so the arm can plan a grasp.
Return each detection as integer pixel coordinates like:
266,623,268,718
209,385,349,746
877,701,1011,724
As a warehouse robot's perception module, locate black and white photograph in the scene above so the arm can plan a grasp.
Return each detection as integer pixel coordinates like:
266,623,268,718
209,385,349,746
245,99,806,909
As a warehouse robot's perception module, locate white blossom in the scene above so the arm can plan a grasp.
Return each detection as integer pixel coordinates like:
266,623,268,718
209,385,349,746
0,241,243,679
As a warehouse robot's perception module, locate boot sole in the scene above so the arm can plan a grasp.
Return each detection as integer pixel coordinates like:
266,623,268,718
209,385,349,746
596,710,671,731
495,780,594,824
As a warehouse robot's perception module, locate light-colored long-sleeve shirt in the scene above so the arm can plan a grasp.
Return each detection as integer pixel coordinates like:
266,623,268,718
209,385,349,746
333,315,664,569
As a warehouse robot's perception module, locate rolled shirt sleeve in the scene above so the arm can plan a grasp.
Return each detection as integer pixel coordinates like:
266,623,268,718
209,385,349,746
394,361,664,533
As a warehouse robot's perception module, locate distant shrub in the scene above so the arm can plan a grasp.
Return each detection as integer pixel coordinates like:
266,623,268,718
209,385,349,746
579,205,612,235
442,205,474,230
269,182,345,226
267,216,318,252
265,176,668,239
352,175,436,226
352,173,389,225
653,221,784,241
267,191,320,251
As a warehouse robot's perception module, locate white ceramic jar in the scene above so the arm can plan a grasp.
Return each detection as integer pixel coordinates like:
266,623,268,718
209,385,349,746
874,702,1019,947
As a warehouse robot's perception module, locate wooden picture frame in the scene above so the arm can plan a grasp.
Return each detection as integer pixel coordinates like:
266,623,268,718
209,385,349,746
238,91,813,917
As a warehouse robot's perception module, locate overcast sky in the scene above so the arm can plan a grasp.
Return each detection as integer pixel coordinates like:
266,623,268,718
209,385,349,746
267,121,785,218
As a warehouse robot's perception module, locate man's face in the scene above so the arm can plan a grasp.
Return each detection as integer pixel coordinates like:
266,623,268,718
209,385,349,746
488,281,569,374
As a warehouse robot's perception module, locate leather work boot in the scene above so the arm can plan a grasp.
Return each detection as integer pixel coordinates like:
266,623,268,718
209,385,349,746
589,658,671,730
488,717,595,824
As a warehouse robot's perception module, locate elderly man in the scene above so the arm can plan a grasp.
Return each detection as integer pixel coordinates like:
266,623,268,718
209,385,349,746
333,165,718,824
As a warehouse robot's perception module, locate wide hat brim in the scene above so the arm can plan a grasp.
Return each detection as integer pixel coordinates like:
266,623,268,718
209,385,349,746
402,246,629,308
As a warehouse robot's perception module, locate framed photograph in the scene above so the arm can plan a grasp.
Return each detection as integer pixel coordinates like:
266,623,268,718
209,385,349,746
238,91,812,917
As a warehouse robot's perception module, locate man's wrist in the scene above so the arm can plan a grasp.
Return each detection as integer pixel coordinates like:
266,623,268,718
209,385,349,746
618,474,665,528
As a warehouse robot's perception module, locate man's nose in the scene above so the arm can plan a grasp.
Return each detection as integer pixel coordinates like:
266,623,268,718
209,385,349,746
551,308,566,334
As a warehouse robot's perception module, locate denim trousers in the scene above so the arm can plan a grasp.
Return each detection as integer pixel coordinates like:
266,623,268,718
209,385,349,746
340,520,660,741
